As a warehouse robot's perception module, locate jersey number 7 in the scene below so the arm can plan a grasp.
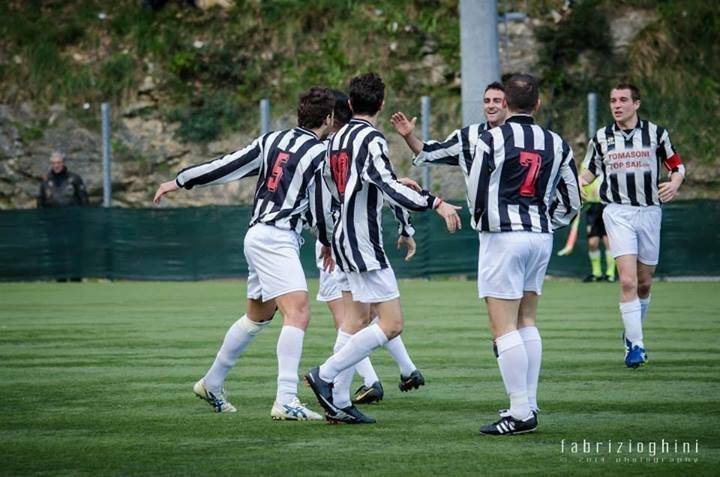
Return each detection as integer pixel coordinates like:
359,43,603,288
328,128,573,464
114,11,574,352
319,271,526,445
519,151,542,197
267,151,290,192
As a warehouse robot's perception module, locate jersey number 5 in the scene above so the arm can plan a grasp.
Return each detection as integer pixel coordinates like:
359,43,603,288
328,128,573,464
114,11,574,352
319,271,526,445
267,151,290,192
519,151,542,197
330,151,350,196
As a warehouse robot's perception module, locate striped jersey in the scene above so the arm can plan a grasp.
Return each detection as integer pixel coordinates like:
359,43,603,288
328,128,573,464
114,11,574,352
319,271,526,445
582,118,684,207
327,118,437,273
415,114,581,233
175,127,326,234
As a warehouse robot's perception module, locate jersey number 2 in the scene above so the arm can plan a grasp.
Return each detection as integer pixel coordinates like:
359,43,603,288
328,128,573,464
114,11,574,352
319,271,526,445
519,151,542,197
266,151,290,192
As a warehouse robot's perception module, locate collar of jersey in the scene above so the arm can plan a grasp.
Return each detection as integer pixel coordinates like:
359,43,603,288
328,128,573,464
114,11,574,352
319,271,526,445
350,118,374,127
505,114,535,125
296,127,319,139
612,115,642,139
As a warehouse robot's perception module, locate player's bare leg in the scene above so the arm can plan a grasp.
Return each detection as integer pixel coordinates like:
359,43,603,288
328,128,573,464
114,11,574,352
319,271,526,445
615,254,646,367
637,262,655,324
518,292,541,413
270,291,322,420
486,297,532,420
195,297,276,412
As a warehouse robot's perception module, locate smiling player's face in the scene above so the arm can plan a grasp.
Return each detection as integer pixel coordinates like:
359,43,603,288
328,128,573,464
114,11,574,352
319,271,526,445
483,89,506,127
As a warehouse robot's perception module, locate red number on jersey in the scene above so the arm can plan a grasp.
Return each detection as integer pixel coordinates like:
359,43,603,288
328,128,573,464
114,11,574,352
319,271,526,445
519,151,542,197
330,151,350,196
266,151,290,192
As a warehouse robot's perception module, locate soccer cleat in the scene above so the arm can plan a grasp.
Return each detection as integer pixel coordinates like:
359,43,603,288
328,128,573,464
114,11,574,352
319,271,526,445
480,412,537,436
582,274,602,283
193,379,237,413
352,381,384,405
625,345,647,368
271,398,323,421
325,404,376,424
604,274,616,282
499,408,539,420
399,369,425,392
304,366,337,415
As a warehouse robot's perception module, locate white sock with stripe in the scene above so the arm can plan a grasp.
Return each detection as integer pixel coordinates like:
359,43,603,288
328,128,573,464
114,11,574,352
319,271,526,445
319,324,388,382
203,315,270,393
276,325,305,405
518,326,542,412
620,299,644,348
495,330,531,421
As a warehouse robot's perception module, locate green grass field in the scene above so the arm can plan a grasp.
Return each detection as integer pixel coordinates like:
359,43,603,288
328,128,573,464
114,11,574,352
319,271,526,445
2,279,719,476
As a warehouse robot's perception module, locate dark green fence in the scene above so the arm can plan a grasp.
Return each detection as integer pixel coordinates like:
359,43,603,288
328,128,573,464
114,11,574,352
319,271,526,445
1,201,718,281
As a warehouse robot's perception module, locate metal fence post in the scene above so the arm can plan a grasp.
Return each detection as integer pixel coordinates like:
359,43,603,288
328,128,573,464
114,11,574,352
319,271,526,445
101,102,111,208
421,96,431,189
260,98,271,135
587,92,597,140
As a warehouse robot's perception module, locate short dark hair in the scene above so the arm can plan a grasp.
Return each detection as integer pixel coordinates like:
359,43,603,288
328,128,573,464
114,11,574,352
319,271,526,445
484,81,505,94
297,87,335,129
504,74,539,114
331,90,352,129
612,82,640,101
348,72,385,116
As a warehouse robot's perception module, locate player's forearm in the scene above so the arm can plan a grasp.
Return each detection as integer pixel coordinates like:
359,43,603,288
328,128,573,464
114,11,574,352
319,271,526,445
401,132,424,156
580,168,596,185
670,170,684,188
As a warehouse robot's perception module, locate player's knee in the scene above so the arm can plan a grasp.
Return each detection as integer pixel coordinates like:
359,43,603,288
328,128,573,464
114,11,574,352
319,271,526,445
284,305,310,328
619,275,637,295
637,280,652,297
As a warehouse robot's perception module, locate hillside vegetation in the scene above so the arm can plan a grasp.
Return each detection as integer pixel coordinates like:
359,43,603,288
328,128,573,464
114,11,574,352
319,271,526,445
0,0,718,201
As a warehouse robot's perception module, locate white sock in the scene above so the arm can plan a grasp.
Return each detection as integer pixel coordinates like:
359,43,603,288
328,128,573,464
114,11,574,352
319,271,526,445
620,299,643,348
203,315,269,393
495,330,531,420
639,295,651,324
319,324,388,382
276,325,305,405
354,357,379,387
331,331,354,408
371,316,416,376
518,326,542,412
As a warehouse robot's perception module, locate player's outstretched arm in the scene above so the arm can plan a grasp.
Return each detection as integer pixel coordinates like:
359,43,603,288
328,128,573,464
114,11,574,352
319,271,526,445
434,200,462,233
390,112,424,155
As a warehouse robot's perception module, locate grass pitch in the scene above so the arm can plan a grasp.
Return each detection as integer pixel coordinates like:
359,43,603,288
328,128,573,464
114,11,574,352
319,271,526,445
1,279,719,476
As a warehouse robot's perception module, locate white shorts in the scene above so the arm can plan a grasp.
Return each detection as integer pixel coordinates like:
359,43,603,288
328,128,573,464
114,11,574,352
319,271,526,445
477,232,553,300
346,267,400,304
603,204,662,266
244,223,307,301
315,241,349,302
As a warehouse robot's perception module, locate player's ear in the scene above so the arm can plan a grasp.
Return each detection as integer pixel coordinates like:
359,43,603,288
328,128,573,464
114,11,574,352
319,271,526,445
379,100,385,112
347,99,354,113
534,98,542,114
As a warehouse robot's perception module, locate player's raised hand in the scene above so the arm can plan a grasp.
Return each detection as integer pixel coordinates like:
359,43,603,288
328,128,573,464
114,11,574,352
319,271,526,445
397,235,416,261
391,112,417,138
435,200,462,233
398,176,422,192
320,245,335,272
153,180,180,204
658,181,680,203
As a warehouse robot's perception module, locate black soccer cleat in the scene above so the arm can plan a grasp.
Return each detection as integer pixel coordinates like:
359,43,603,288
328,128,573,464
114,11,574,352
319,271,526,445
399,369,425,392
303,366,337,415
480,413,538,436
352,381,384,405
325,404,376,424
582,274,602,283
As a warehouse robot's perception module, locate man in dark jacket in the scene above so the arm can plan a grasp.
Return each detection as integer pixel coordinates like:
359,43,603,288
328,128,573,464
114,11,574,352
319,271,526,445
37,151,89,208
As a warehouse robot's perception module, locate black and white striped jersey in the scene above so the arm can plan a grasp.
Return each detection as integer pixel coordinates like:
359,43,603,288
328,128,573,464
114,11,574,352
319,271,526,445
415,115,580,233
175,127,326,234
327,118,437,272
582,118,684,207
414,122,492,166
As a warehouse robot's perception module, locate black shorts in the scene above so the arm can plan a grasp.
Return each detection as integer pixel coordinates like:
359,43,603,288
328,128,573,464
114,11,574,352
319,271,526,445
585,203,606,238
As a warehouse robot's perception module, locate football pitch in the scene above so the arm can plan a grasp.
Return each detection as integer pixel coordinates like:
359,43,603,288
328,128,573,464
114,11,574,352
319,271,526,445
2,279,719,476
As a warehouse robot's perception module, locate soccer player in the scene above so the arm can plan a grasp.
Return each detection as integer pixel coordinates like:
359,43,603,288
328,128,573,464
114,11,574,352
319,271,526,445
390,82,507,150
311,90,424,405
304,72,462,424
580,83,685,368
153,87,337,420
394,74,581,435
